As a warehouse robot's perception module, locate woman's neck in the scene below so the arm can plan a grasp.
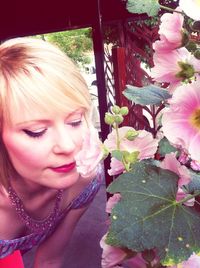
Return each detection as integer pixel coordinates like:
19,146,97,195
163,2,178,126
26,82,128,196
9,174,54,200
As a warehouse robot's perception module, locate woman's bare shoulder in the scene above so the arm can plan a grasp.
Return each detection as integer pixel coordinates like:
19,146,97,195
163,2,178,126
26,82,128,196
0,186,23,239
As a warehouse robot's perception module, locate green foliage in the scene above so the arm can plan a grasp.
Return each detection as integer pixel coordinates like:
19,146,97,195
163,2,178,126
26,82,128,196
106,161,200,265
158,137,177,157
123,84,172,106
127,0,160,17
36,28,93,65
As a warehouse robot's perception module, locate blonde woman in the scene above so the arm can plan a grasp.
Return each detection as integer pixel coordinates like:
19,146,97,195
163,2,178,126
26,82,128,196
0,37,103,267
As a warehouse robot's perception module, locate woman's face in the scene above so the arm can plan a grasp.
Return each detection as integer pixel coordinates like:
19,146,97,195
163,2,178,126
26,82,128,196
2,105,88,189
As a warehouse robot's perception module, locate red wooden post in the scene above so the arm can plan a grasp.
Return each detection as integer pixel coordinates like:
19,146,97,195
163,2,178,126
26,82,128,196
112,46,129,125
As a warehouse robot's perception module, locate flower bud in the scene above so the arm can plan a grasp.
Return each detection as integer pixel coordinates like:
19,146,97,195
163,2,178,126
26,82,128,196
120,106,129,116
123,151,139,164
111,105,121,114
176,62,195,80
185,41,197,53
125,129,139,141
190,20,200,32
194,49,200,60
114,114,124,124
104,112,115,125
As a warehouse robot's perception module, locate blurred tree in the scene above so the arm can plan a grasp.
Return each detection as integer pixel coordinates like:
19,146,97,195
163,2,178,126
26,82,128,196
36,28,93,66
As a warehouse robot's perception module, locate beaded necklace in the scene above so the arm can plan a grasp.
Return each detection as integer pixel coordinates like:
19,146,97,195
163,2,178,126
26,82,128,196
8,185,63,233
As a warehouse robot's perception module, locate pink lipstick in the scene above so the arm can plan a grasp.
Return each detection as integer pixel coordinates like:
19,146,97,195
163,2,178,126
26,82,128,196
50,162,76,173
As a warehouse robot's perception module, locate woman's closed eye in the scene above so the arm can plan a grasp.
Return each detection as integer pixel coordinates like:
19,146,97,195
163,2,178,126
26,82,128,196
23,129,47,138
67,120,82,128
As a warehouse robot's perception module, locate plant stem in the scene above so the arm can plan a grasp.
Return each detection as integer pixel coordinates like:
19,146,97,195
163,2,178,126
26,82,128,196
115,123,120,150
159,4,184,15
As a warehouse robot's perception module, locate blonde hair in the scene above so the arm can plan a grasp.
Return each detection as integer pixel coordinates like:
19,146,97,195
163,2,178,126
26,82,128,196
0,37,92,186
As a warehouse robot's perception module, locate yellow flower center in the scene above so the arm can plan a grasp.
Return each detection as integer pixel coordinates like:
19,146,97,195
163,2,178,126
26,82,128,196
190,108,200,129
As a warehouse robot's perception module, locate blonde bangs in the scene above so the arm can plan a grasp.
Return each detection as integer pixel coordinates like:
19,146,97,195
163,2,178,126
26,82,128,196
1,61,92,125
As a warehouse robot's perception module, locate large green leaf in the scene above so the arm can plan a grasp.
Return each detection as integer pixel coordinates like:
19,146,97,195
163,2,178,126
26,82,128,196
106,161,200,266
123,84,172,106
126,0,160,17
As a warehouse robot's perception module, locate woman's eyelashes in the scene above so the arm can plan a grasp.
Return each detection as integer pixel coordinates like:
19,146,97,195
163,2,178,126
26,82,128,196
68,120,82,128
23,129,47,138
22,120,82,138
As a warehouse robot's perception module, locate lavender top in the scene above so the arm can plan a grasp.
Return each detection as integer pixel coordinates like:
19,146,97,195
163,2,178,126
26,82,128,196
0,170,103,259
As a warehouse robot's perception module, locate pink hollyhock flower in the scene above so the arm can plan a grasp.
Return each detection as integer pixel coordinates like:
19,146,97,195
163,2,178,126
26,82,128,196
104,126,158,160
162,80,200,162
169,253,200,268
181,253,200,267
104,127,158,176
153,35,178,54
151,47,200,93
159,8,184,49
75,126,103,179
125,253,147,268
190,159,200,171
176,188,195,206
178,150,190,165
160,153,194,206
179,0,200,21
106,193,121,214
108,157,125,176
126,252,159,268
160,153,190,187
100,234,127,268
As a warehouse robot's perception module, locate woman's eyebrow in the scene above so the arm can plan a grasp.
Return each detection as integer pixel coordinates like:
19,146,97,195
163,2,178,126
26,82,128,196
15,119,49,127
15,108,85,126
66,108,85,118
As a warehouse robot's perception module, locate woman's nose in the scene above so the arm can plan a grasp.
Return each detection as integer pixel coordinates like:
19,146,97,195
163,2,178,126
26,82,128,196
52,129,76,154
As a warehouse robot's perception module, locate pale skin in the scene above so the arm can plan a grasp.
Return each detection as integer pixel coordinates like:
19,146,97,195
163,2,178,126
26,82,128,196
0,104,95,267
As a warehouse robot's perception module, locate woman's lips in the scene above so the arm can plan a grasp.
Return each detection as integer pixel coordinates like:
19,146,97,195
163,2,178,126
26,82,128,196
50,162,76,173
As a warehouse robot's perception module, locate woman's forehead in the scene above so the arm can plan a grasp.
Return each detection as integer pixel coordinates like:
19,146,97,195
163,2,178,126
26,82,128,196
5,101,85,126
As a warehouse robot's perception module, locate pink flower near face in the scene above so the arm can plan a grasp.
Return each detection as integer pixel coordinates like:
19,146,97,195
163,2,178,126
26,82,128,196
104,126,158,160
162,80,200,162
100,234,127,268
179,0,200,21
151,47,200,92
75,126,103,179
159,8,184,49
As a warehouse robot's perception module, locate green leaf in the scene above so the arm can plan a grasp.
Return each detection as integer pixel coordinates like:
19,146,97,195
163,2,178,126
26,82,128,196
106,161,200,265
123,84,171,106
158,137,177,157
111,150,123,161
126,0,160,17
